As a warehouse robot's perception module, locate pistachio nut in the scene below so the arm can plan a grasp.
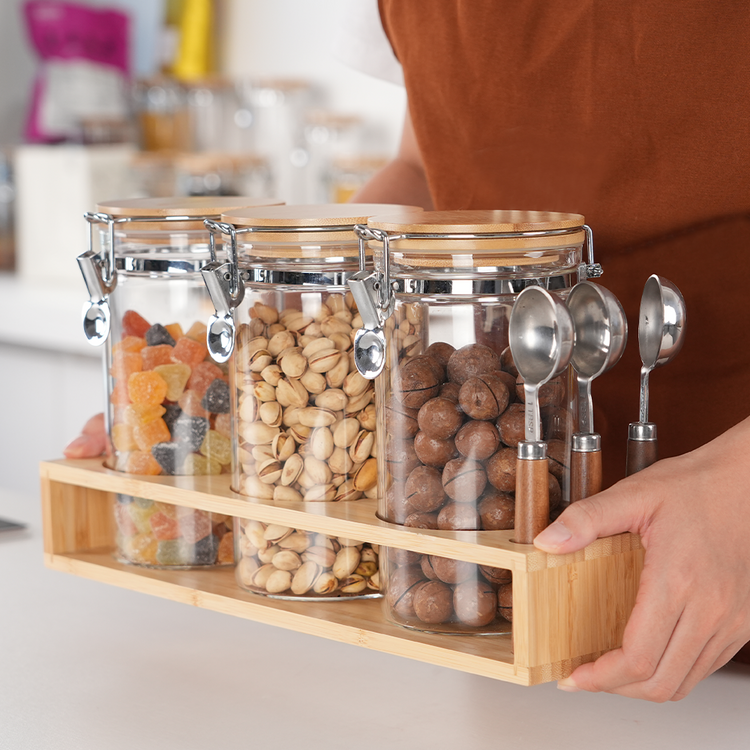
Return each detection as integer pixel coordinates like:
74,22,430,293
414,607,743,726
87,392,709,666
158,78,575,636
333,418,360,448
304,484,337,502
351,313,363,330
259,401,283,427
244,522,268,551
313,571,338,595
278,348,307,378
257,457,283,484
345,390,374,415
253,380,277,402
329,446,354,475
247,349,273,373
280,453,304,486
353,457,377,491
291,560,321,595
300,370,327,395
302,337,335,359
239,395,258,422
263,524,293,543
355,561,378,578
364,484,379,499
237,556,260,587
264,568,293,594
360,547,378,564
284,314,313,333
260,364,283,386
296,470,316,490
253,563,276,589
303,546,337,568
252,302,279,325
334,479,362,502
327,295,347,314
310,426,334,461
282,406,303,427
257,543,281,564
289,424,312,444
304,456,333,485
251,444,274,462
357,403,377,432
339,575,367,594
367,571,380,590
273,485,304,502
272,549,302,571
308,348,342,374
333,308,353,325
321,316,351,337
240,422,280,445
312,302,331,322
243,476,275,500
325,354,350,389
332,547,361,580
329,332,351,352
267,323,286,337
349,430,375,464
342,370,369,398
314,389,348,411
268,330,296,357
277,531,311,552
272,432,296,462
337,537,364,547
276,377,308,409
246,318,266,337
298,407,337,428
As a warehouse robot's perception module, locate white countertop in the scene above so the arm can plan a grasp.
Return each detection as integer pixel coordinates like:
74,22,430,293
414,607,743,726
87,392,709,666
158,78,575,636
0,273,98,356
2,482,749,750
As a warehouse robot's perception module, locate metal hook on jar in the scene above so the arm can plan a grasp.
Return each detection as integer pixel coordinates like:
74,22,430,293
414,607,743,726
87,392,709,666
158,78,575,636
580,225,603,282
77,212,117,345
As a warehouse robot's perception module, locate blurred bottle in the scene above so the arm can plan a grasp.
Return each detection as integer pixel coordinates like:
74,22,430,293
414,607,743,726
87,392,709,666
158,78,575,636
132,77,191,152
326,155,388,203
0,150,15,272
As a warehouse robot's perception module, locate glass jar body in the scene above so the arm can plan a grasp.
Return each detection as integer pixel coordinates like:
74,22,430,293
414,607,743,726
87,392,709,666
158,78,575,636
105,228,234,568
230,242,380,599
377,239,582,633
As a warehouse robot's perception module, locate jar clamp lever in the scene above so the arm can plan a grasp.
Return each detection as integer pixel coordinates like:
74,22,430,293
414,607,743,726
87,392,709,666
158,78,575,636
349,225,398,380
202,220,245,363
78,212,117,345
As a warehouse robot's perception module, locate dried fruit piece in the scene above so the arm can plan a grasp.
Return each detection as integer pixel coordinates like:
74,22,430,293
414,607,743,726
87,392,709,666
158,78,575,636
201,379,230,413
133,417,171,451
112,335,147,354
112,423,138,452
156,539,189,566
122,310,151,338
110,351,143,381
172,415,210,452
151,442,190,475
217,531,234,564
214,412,231,439
200,429,231,465
178,509,212,544
171,336,208,368
123,403,167,427
182,454,222,475
150,511,180,540
187,361,224,397
145,323,176,347
185,320,207,342
141,345,175,370
153,363,191,401
165,322,184,341
178,390,210,418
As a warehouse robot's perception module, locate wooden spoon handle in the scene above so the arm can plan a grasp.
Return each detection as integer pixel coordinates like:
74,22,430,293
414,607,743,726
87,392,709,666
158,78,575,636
570,448,603,502
626,437,658,476
514,456,549,544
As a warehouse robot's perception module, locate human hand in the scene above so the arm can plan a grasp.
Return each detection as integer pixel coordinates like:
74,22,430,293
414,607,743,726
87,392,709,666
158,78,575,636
534,417,750,701
63,413,106,459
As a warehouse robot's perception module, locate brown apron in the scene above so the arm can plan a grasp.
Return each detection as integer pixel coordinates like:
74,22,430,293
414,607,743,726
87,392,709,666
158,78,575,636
380,0,750,488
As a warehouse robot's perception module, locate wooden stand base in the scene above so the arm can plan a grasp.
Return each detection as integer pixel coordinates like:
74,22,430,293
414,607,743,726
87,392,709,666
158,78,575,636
40,459,644,686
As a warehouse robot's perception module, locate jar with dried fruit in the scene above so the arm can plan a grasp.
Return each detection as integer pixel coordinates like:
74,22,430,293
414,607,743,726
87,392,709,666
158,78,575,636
354,210,598,632
78,197,280,568
205,204,420,598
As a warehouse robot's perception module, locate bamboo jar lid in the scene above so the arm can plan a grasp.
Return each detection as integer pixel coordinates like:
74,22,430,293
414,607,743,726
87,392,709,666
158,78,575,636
221,204,423,256
368,210,586,268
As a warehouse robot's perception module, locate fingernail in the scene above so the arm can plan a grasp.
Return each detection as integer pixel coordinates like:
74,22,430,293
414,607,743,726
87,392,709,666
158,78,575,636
557,677,580,693
534,521,572,548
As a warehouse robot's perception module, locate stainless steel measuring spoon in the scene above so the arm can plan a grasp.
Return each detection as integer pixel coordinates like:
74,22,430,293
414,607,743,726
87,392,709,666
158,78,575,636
626,274,686,475
509,286,574,543
567,281,628,500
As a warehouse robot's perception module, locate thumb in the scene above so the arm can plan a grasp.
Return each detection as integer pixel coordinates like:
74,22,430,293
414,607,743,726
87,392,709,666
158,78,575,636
533,482,646,555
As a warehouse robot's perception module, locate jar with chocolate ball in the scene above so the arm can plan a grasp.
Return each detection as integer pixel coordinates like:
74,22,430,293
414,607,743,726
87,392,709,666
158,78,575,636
78,197,281,568
354,210,601,633
204,204,420,598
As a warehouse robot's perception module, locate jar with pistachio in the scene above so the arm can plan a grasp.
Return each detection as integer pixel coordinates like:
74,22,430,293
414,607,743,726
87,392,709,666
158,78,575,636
354,211,592,631
205,204,421,598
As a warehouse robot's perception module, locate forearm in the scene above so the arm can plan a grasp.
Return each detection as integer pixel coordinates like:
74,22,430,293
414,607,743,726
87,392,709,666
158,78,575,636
350,156,434,209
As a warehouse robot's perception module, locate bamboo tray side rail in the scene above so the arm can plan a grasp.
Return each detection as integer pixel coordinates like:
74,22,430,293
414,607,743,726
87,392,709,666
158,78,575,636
40,458,644,686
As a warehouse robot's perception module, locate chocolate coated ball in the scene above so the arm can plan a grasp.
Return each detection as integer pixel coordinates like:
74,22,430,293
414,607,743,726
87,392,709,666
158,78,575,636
437,502,482,530
447,344,501,385
414,431,458,467
397,356,442,409
478,488,515,530
453,579,497,627
429,555,476,585
479,564,512,586
424,341,455,369
496,403,529,448
454,420,501,460
386,397,420,438
405,465,446,513
404,512,439,529
458,374,510,421
413,580,455,624
418,397,464,439
497,581,513,622
486,447,517,492
442,457,487,503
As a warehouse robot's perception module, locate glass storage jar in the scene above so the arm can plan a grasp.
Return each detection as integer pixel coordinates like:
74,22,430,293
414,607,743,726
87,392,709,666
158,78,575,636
204,203,421,598
77,196,281,568
352,210,600,633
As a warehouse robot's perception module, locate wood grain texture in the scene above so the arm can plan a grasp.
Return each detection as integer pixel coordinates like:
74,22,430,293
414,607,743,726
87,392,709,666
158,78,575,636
570,449,603,502
40,458,646,687
514,458,549,544
626,438,659,476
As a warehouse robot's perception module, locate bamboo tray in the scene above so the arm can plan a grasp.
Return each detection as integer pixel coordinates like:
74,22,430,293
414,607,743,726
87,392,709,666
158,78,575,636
40,458,643,686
